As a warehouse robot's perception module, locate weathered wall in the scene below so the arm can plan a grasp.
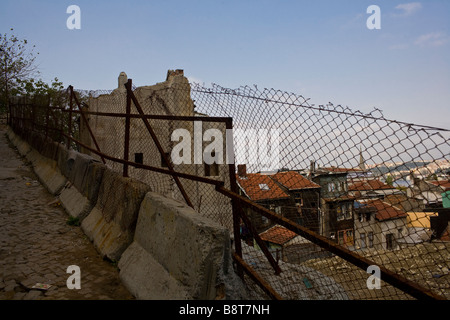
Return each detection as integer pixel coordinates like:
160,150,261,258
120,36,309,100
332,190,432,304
5,126,246,300
80,70,234,232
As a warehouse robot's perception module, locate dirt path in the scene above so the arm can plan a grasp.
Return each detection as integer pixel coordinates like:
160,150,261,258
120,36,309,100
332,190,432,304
0,125,134,300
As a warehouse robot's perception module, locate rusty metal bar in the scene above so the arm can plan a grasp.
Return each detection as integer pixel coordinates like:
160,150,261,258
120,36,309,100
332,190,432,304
224,118,244,279
59,129,225,187
239,206,282,275
45,94,50,139
70,87,106,164
67,86,73,149
125,80,194,209
216,185,446,300
49,106,232,123
123,79,132,177
232,253,283,300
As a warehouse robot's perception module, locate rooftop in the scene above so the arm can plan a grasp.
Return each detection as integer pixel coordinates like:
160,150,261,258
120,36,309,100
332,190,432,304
349,179,396,191
427,180,450,191
270,171,320,190
236,173,290,201
259,225,299,246
363,199,408,221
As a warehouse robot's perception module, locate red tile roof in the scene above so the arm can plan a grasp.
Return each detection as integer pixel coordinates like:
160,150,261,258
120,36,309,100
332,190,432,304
349,179,396,191
364,199,408,221
236,173,290,201
259,225,298,246
427,180,450,191
270,171,320,190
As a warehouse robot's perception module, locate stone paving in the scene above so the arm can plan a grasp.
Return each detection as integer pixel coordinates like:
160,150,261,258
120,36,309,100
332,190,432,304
0,125,134,300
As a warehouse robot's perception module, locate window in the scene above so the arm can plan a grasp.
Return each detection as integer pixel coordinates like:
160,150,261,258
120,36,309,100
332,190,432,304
161,152,170,167
359,212,365,222
336,206,344,221
338,229,354,246
134,153,143,164
342,205,347,219
360,233,366,248
368,232,374,248
328,182,335,192
386,233,395,250
259,183,270,190
345,203,352,219
346,230,354,246
338,231,344,245
261,215,269,225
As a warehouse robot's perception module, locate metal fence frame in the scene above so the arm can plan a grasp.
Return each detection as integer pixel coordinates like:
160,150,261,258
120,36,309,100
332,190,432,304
7,79,448,300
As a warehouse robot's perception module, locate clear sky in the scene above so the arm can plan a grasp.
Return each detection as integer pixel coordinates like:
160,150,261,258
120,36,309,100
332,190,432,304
1,0,449,129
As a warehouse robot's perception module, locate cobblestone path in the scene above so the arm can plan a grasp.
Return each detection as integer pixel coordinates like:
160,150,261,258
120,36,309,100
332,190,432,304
0,126,134,300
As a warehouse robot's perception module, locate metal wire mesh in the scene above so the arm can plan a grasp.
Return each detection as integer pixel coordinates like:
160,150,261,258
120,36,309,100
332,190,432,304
189,82,450,300
8,76,450,300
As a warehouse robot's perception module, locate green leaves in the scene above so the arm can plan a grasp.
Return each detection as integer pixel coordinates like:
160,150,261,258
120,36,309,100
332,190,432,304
0,29,40,110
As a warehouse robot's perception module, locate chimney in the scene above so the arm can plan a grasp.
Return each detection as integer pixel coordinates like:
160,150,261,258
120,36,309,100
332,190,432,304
238,164,247,177
310,160,316,176
166,69,184,81
118,72,128,92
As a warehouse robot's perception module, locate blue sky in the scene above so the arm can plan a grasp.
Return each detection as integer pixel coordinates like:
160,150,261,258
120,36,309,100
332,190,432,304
1,0,449,129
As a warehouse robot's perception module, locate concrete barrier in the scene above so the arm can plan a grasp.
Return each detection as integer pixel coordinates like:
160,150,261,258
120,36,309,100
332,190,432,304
26,148,66,195
6,127,31,156
6,128,66,195
81,169,151,261
118,192,246,300
59,152,105,221
6,126,246,300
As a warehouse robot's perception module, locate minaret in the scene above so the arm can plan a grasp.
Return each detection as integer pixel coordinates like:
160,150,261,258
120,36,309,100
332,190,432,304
359,146,366,171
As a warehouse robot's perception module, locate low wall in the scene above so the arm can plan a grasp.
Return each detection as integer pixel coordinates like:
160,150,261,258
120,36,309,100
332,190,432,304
118,192,242,299
5,126,246,300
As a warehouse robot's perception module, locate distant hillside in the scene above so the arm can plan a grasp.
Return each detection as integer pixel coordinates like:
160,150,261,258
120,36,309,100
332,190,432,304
369,161,432,176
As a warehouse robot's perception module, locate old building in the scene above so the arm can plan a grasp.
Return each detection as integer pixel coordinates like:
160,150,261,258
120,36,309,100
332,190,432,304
236,165,291,233
270,170,321,233
355,199,408,251
308,166,355,247
257,224,309,263
348,179,400,200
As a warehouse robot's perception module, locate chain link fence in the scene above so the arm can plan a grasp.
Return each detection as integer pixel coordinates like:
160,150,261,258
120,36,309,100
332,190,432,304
189,82,450,300
8,72,450,300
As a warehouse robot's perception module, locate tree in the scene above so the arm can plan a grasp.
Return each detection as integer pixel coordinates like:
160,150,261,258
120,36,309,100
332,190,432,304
0,28,40,113
385,175,394,186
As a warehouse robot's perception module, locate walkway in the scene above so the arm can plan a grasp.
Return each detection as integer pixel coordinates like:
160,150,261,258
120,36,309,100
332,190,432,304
0,125,134,300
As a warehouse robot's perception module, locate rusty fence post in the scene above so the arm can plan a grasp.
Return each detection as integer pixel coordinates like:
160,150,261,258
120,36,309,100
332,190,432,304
71,87,106,164
123,79,132,177
67,86,73,149
225,118,244,278
45,94,50,139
